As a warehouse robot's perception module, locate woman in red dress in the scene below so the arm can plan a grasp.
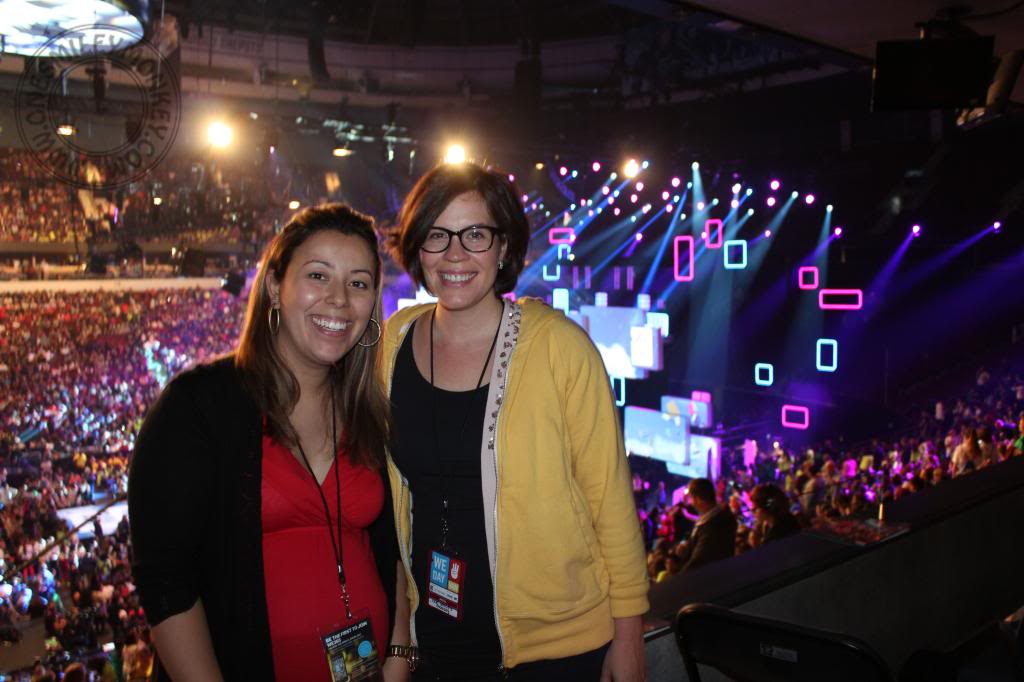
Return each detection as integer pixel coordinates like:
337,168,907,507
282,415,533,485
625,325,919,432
129,205,414,680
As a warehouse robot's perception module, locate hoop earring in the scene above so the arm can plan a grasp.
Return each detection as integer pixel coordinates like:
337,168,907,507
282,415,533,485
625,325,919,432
268,306,280,335
358,318,381,347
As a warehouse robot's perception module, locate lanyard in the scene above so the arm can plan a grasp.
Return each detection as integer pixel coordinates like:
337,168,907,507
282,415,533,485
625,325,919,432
428,305,502,551
294,390,353,620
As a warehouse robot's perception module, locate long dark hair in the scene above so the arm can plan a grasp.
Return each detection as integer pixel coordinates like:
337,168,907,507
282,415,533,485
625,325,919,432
236,203,389,469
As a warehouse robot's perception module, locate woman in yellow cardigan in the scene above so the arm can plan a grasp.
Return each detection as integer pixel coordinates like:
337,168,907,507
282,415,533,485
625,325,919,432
382,161,649,681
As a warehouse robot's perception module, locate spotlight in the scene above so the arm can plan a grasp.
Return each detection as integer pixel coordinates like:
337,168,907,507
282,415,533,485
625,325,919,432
571,170,578,178
508,174,515,182
559,166,568,176
631,216,637,222
623,159,640,178
57,124,75,136
635,233,643,241
288,200,301,210
730,199,739,209
592,161,601,172
691,161,699,170
602,186,610,195
687,182,692,189
661,191,669,201
608,196,615,205
613,207,621,216
445,144,467,164
636,182,644,191
630,194,638,203
746,189,753,196
666,203,674,212
767,197,777,207
712,198,719,206
535,162,544,170
207,121,233,148
834,227,843,237
747,208,754,216
791,191,799,198
804,194,815,205
152,197,163,206
732,183,741,194
696,201,705,211
332,146,354,157
993,221,1002,232
770,180,781,191
671,177,681,188
764,229,772,238
912,224,922,236
641,160,650,169
826,204,834,212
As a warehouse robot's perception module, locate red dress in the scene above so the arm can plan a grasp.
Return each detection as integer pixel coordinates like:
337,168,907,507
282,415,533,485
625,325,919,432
261,435,388,681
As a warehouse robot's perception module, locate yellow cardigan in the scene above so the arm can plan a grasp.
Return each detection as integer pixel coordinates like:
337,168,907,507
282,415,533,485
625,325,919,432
381,298,649,668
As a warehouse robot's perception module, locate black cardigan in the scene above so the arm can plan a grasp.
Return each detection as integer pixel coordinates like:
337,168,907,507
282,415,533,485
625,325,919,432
128,356,398,680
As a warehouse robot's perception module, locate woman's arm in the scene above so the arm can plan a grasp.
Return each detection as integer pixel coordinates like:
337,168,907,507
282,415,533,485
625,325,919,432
601,615,646,682
150,599,223,681
557,324,649,617
382,562,412,682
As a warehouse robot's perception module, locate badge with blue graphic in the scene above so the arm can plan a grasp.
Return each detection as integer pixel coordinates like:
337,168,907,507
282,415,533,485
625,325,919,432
322,616,381,681
426,548,466,621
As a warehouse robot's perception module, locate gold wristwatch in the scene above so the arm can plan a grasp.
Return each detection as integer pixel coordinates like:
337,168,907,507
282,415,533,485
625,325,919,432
386,645,420,672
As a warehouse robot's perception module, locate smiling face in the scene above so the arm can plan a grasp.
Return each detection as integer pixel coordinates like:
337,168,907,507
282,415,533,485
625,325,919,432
267,230,377,380
418,191,507,316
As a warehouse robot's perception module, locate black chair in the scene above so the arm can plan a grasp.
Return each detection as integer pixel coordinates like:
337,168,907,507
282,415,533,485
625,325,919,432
675,603,892,682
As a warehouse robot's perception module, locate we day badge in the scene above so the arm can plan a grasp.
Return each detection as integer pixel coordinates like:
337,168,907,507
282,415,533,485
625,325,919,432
426,549,466,621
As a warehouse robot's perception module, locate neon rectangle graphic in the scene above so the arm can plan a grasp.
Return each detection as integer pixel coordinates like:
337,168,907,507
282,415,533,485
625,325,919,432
754,363,774,386
723,239,747,269
798,266,819,290
819,288,863,310
548,227,576,245
704,219,723,249
781,404,810,430
691,390,711,404
816,338,838,372
626,266,635,290
542,264,561,281
556,244,572,259
552,288,569,313
673,236,695,281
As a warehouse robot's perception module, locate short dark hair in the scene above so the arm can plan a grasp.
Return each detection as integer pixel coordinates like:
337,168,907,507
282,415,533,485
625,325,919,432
687,478,716,504
389,162,529,295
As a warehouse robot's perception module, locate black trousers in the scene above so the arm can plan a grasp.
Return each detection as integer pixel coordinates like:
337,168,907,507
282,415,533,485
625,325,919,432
411,642,611,682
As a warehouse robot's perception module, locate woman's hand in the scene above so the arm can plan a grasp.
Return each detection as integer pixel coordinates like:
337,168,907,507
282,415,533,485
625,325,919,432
382,655,411,682
600,615,646,682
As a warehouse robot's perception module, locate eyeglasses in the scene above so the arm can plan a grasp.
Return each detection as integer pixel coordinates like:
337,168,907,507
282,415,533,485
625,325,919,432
420,225,501,253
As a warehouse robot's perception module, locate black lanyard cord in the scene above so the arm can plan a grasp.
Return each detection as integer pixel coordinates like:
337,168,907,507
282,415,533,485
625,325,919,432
294,389,352,619
429,304,503,550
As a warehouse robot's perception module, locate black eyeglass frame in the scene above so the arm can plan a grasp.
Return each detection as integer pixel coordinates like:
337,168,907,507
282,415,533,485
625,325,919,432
419,225,502,253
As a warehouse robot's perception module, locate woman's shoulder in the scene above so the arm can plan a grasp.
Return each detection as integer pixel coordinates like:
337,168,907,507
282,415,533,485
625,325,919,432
164,353,239,396
517,298,590,348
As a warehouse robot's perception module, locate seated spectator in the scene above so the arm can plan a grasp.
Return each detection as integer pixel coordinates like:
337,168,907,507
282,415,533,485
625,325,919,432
675,478,737,572
748,483,801,548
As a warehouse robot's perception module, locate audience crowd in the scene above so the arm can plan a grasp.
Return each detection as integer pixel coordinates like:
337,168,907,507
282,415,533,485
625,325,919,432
0,280,1021,677
0,287,243,679
637,364,1024,584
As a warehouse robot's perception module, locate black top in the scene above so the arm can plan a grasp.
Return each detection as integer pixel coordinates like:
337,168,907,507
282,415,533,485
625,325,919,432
390,329,503,674
128,356,398,681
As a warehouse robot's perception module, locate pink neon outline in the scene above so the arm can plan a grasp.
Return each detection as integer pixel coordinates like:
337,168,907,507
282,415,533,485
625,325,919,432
781,405,810,430
819,288,863,310
704,219,723,249
673,236,695,282
798,266,819,290
691,390,711,403
548,227,576,245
